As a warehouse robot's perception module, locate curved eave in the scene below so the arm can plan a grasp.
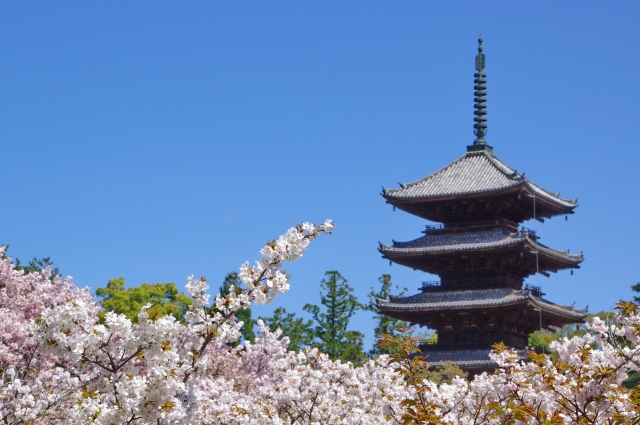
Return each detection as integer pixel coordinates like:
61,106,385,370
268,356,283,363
376,293,588,321
376,293,530,312
530,295,589,321
521,181,578,215
381,230,524,255
381,151,578,216
379,234,583,269
382,181,523,204
524,238,583,267
383,181,577,218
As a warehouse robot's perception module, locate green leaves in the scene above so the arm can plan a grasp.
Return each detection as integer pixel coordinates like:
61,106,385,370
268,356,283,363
364,274,408,356
15,256,60,279
631,283,640,303
96,278,191,323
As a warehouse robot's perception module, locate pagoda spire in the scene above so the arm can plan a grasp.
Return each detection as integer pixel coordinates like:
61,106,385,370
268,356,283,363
473,36,487,145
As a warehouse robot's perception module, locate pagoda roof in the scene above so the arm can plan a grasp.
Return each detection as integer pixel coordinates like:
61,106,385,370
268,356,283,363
420,348,530,373
420,348,496,368
377,287,588,320
380,228,583,272
382,151,577,220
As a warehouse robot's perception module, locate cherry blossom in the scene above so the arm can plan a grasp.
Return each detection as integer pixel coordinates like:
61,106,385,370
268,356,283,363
5,219,640,425
0,246,97,424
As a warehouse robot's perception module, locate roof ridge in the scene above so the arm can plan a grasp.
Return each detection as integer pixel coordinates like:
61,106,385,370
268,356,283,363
392,151,518,192
482,154,578,207
398,152,470,189
482,153,518,177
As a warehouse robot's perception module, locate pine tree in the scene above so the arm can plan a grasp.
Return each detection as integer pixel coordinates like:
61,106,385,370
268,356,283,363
364,274,408,356
1,245,61,282
15,256,60,279
631,282,640,303
303,271,366,365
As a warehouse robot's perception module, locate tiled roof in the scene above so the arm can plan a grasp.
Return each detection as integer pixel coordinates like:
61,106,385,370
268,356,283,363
423,348,529,368
380,228,583,264
389,228,519,251
422,348,496,368
384,152,577,208
386,152,518,198
377,287,588,319
378,287,526,309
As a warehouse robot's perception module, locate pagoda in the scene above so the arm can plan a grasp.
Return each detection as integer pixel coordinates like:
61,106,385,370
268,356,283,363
376,37,587,376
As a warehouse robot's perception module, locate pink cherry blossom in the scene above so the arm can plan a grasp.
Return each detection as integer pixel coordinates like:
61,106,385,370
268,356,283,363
5,220,640,425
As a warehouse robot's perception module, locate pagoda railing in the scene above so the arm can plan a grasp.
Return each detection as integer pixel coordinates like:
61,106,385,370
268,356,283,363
420,276,523,292
424,219,538,238
425,219,518,233
420,332,528,350
523,283,545,297
520,226,538,238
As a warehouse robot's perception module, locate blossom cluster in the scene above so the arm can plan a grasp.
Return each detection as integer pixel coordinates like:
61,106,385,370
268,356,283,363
0,246,96,424
3,220,640,424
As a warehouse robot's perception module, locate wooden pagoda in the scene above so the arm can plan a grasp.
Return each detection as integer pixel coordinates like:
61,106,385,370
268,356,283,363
376,37,587,376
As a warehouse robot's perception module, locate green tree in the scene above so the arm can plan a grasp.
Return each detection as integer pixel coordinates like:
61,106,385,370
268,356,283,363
96,278,192,323
303,271,366,365
260,307,314,351
364,274,409,356
631,282,640,303
1,245,60,281
217,272,256,344
15,256,60,278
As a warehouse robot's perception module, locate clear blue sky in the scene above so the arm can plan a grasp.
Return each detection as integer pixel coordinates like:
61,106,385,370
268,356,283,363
2,2,639,350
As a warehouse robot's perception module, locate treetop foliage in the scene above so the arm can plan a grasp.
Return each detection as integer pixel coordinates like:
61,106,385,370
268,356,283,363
303,270,367,364
1,245,60,282
7,222,640,424
96,277,191,323
364,274,409,356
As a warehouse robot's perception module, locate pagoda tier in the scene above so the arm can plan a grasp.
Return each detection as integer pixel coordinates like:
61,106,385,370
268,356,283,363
415,348,524,378
376,286,588,377
379,226,582,278
377,287,587,374
382,151,577,223
377,287,588,345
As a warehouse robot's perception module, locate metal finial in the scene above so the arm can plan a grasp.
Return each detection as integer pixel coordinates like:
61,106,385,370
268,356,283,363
473,36,487,145
476,36,484,70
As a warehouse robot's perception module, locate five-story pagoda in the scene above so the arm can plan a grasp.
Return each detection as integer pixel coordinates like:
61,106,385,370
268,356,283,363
376,37,587,376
